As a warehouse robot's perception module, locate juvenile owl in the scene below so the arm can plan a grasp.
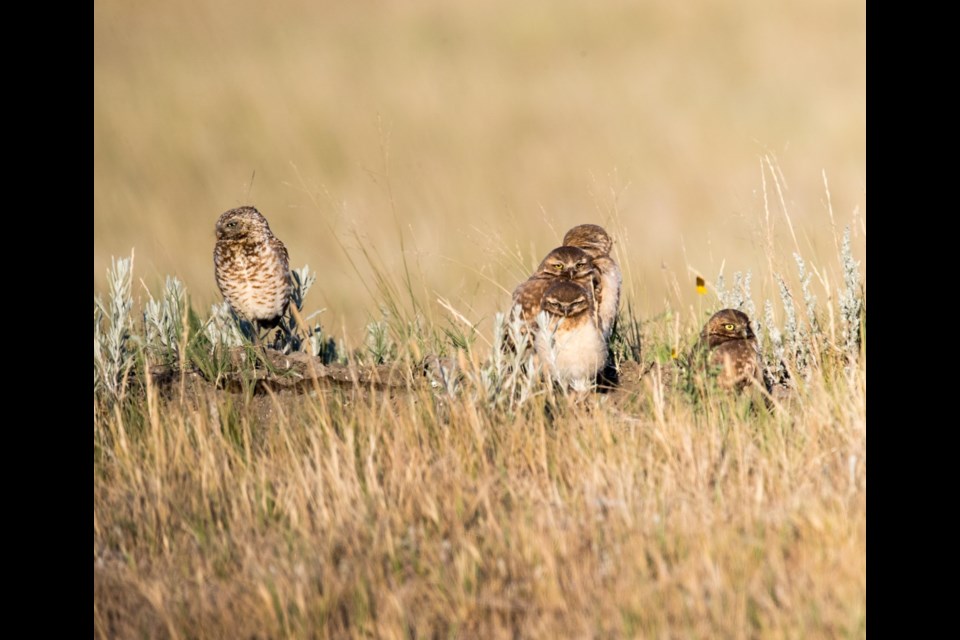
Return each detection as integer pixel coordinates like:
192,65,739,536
690,308,764,393
562,224,622,341
213,206,292,336
511,245,596,325
534,279,607,392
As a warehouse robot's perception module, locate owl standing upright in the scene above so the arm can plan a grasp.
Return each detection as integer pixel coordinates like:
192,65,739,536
510,245,596,326
534,279,607,392
213,206,292,337
562,224,622,341
690,308,764,393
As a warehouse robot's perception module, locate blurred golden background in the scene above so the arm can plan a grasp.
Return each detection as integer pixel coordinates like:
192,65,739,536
94,0,865,340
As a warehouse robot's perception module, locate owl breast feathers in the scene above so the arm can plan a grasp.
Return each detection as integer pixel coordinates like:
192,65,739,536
691,308,764,393
534,279,607,391
213,206,292,330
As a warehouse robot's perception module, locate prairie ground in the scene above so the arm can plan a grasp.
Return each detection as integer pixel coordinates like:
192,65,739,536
95,1,865,637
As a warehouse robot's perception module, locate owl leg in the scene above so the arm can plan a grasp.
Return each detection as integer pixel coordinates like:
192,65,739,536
249,321,266,347
252,320,288,351
276,317,296,352
234,317,259,344
252,320,283,349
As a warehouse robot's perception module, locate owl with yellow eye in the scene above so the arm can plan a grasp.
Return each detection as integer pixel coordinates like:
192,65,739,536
510,245,597,326
690,308,765,393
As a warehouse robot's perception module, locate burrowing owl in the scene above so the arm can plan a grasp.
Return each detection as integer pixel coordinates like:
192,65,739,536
213,206,292,335
534,279,607,391
511,245,596,324
691,308,763,393
562,224,622,341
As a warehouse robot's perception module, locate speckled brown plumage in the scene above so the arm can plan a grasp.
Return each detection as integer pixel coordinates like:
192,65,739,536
213,206,292,333
535,279,607,391
690,308,764,393
510,245,596,324
561,224,613,257
562,224,622,341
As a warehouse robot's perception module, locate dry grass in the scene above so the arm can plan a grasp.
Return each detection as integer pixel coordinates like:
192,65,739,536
94,348,865,638
94,226,866,637
95,1,865,637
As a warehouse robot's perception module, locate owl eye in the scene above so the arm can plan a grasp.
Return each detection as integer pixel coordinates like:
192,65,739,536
226,221,238,229
723,323,735,331
553,264,564,271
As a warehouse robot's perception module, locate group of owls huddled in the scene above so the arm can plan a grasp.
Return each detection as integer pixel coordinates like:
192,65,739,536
214,205,765,396
508,224,621,392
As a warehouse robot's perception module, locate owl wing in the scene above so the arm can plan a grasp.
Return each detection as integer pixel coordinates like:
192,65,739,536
591,256,622,339
269,235,291,278
511,275,552,323
501,275,550,353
